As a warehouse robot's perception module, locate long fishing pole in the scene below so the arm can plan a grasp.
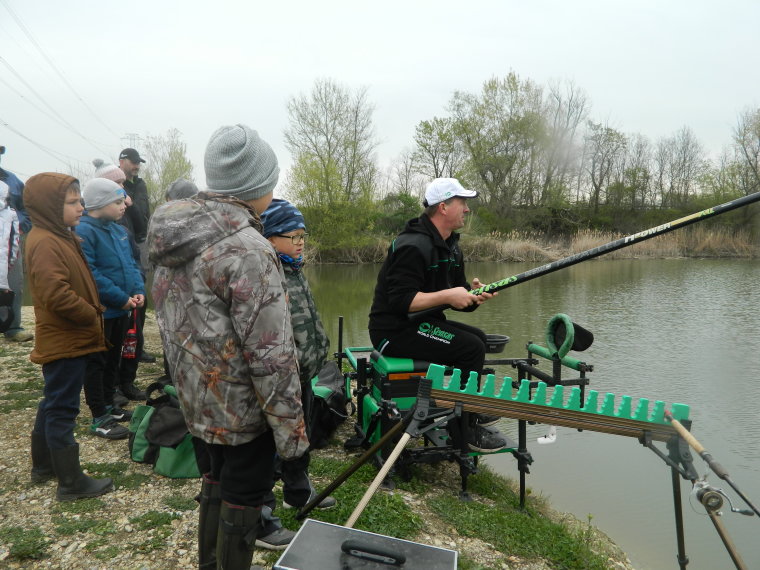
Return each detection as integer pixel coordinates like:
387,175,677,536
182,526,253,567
413,190,760,318
665,410,760,518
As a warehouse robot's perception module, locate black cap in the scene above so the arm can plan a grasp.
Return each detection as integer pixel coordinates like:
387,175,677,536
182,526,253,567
119,148,145,163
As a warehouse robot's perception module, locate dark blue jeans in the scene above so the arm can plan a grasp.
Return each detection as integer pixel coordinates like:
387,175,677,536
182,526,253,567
33,356,88,449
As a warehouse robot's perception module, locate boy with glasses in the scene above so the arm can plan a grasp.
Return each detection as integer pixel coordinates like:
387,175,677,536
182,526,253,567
261,198,335,513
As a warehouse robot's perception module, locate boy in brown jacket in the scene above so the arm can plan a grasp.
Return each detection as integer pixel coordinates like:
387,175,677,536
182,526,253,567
24,172,113,501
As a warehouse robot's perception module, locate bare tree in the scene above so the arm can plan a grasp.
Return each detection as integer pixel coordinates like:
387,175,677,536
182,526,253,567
540,80,589,205
732,108,760,194
654,127,705,208
389,148,426,198
583,121,627,212
141,128,194,211
284,78,378,207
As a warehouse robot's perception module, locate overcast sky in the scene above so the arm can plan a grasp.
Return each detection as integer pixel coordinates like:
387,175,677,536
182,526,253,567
2,0,758,192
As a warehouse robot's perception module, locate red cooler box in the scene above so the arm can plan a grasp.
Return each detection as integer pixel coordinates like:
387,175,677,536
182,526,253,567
274,519,458,569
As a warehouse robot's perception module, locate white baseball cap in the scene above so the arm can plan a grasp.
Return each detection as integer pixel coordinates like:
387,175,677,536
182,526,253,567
424,178,477,206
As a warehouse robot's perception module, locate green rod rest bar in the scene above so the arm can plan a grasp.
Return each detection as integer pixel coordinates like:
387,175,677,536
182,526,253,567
527,343,585,371
342,347,375,371
425,363,690,425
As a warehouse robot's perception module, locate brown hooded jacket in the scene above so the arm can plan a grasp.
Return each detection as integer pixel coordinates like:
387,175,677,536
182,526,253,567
23,173,106,364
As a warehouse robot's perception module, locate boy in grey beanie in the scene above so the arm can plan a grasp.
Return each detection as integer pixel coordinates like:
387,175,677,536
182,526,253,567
76,178,145,441
148,124,307,567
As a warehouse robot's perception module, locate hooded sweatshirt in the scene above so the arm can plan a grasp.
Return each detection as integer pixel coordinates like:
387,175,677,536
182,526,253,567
23,173,106,364
0,181,19,290
148,193,308,459
369,213,473,334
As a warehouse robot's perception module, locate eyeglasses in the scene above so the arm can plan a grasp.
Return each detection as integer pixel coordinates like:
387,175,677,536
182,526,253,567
275,233,309,244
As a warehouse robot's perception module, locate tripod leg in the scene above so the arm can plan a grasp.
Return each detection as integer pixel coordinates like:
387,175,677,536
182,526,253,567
297,418,406,520
346,433,412,528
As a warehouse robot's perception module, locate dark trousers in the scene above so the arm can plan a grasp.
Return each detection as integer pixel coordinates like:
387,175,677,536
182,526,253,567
277,379,314,507
207,431,277,507
3,246,23,336
33,356,88,449
118,305,146,387
84,315,127,418
371,318,487,389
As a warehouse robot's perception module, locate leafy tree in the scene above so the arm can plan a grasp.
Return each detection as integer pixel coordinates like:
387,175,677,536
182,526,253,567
412,117,465,179
449,72,548,217
141,128,194,211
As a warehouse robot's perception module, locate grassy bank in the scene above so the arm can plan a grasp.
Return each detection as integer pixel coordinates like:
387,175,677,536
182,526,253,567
311,226,759,264
0,308,633,569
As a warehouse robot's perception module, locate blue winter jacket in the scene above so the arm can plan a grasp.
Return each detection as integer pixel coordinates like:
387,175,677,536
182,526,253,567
75,215,145,319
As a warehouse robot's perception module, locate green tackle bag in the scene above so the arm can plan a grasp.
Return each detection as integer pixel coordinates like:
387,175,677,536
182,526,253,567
128,383,200,479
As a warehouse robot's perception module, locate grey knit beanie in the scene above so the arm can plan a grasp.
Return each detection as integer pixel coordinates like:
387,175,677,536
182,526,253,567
83,178,123,210
204,124,279,201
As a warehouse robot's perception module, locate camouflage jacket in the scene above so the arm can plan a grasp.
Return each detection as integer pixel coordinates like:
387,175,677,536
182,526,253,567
282,262,330,383
147,193,308,459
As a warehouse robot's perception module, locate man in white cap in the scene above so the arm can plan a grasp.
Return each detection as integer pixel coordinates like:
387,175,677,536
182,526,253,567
148,124,307,569
368,177,507,452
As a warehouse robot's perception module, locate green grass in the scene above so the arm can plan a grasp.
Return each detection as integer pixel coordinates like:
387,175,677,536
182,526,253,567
82,461,151,489
0,525,48,560
135,526,174,553
428,473,609,570
51,497,105,514
52,516,116,536
276,456,423,540
163,494,198,511
129,510,181,531
85,538,121,560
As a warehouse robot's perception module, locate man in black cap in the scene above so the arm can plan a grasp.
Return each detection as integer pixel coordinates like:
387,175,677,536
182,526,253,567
118,148,150,245
117,148,155,393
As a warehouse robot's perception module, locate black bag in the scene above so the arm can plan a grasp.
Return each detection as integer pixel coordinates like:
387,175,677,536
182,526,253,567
310,361,351,449
0,289,14,334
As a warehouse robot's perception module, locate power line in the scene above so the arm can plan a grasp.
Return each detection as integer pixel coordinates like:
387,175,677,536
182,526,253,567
0,0,121,140
0,56,113,157
0,117,90,168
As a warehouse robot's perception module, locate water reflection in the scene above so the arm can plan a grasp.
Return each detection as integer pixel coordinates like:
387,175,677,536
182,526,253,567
307,258,760,570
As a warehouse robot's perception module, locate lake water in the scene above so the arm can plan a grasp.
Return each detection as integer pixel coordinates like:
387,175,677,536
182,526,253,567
306,258,760,570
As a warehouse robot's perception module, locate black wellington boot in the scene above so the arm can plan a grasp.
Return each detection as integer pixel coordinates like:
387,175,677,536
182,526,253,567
216,501,263,570
49,444,113,501
197,474,221,569
30,432,55,484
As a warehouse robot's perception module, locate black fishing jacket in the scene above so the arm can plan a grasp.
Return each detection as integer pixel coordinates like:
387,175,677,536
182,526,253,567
369,213,474,333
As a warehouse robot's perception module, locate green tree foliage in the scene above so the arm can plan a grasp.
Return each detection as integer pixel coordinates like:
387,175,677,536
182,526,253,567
141,128,194,211
450,72,548,216
412,117,465,179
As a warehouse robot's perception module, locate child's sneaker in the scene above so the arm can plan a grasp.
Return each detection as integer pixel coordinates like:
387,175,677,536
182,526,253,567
108,406,133,422
91,417,129,440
